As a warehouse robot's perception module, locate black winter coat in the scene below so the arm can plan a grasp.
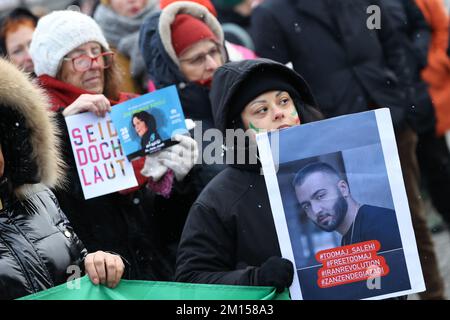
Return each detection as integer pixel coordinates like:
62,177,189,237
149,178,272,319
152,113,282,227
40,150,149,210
0,186,86,300
39,78,197,279
175,59,321,285
0,58,86,300
175,167,280,284
379,0,436,133
381,0,431,70
52,104,194,282
251,0,421,131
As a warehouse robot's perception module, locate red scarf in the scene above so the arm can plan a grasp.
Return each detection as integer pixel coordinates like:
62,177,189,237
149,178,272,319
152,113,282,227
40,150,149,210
195,77,213,88
38,75,173,196
38,75,136,111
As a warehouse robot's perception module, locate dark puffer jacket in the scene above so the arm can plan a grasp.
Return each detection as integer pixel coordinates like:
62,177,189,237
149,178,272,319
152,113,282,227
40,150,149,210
174,59,321,285
0,58,86,300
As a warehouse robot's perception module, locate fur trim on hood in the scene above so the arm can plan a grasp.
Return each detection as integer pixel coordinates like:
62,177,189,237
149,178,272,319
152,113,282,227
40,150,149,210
159,1,224,66
0,58,65,197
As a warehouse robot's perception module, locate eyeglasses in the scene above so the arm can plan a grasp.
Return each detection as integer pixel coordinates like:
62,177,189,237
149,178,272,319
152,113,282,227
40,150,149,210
179,46,222,67
62,52,114,72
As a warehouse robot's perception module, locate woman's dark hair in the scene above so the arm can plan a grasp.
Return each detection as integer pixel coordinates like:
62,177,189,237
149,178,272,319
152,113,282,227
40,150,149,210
132,111,157,134
132,111,161,152
292,97,324,124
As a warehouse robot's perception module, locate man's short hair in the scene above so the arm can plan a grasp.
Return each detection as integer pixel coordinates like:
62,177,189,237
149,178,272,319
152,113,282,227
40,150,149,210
292,162,342,188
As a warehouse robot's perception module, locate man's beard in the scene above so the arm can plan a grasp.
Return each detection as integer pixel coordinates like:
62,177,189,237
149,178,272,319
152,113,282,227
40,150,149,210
316,192,348,232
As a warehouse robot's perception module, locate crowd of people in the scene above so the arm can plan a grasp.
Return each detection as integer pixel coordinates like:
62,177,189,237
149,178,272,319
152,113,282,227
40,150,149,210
1,0,450,300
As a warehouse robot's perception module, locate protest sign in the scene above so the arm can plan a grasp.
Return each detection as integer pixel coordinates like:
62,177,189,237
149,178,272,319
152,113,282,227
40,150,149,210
256,108,425,300
110,85,188,160
65,113,138,200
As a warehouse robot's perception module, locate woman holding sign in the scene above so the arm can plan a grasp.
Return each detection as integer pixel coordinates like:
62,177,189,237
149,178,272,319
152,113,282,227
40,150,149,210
30,10,199,281
0,58,124,299
175,58,323,292
175,59,409,299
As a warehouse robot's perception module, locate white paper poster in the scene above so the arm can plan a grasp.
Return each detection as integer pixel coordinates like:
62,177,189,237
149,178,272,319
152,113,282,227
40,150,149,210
65,112,138,200
256,108,425,300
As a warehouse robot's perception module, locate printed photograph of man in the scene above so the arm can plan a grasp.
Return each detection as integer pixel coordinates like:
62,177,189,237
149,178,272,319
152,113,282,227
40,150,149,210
293,161,403,251
279,156,411,299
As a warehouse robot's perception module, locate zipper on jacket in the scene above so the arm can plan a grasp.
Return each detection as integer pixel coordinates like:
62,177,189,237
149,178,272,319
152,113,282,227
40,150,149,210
0,231,36,294
8,217,55,289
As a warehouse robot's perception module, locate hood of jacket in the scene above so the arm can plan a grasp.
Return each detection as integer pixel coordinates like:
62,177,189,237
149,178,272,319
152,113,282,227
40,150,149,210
210,58,318,134
139,1,224,88
0,59,64,198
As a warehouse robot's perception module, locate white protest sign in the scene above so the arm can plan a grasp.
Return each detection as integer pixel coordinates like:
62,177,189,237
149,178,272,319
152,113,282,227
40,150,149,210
65,113,138,199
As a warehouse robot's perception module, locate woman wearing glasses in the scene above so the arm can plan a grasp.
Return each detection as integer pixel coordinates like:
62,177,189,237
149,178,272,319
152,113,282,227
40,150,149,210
140,1,229,192
29,10,199,281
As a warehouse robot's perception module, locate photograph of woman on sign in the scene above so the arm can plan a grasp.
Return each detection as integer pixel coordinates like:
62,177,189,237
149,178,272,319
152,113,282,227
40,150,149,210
132,110,163,154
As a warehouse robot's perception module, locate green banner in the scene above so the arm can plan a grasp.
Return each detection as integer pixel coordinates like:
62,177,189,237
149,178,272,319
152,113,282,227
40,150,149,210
19,276,290,300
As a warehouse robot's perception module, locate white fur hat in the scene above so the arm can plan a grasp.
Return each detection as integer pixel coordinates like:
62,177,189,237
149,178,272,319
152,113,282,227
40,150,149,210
30,10,110,77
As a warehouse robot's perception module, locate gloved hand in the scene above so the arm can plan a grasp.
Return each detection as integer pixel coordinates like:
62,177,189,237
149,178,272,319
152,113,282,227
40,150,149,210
157,134,199,182
257,256,294,293
140,152,168,181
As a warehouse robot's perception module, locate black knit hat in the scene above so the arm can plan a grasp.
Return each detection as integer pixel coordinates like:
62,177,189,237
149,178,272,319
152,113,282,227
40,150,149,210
227,68,301,125
210,59,318,134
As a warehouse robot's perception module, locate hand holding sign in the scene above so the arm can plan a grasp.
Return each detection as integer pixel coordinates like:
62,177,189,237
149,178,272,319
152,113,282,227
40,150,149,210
62,94,111,117
65,112,138,199
140,153,168,181
109,86,188,160
257,256,294,293
158,134,199,182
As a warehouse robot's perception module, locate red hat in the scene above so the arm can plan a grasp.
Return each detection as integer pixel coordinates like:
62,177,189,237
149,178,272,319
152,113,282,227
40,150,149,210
171,14,217,57
160,0,218,17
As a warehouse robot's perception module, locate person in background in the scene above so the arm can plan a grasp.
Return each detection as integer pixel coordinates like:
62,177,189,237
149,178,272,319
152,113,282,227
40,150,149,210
29,10,199,281
160,0,257,60
69,0,101,16
212,0,255,49
0,57,124,300
251,0,445,300
140,0,228,192
94,0,160,93
0,7,38,74
415,0,450,230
